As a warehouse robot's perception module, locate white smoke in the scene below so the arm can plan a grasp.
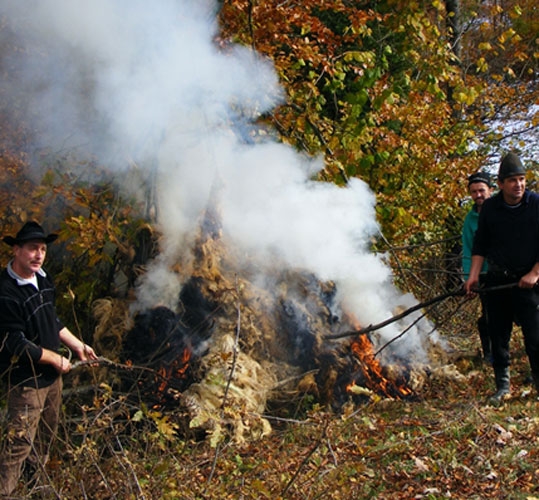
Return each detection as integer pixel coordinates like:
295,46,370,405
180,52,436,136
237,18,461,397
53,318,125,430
1,0,438,358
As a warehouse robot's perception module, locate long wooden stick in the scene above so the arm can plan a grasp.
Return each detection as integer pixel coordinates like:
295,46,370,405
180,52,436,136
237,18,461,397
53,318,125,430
324,282,519,341
70,356,170,382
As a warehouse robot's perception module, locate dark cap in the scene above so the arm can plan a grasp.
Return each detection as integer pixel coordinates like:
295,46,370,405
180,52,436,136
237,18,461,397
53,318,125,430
2,221,58,247
468,171,492,187
498,152,525,181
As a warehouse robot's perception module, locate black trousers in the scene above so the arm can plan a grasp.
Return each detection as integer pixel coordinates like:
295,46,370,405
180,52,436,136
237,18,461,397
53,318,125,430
484,274,539,375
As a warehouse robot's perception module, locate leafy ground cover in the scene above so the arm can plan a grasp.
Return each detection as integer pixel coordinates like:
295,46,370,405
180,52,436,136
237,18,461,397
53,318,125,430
5,299,539,500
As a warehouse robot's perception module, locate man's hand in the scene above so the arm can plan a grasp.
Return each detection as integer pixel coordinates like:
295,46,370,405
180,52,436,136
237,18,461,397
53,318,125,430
75,343,98,362
519,272,539,289
54,353,73,374
40,348,72,374
59,326,98,362
465,255,485,297
519,263,539,289
464,277,479,297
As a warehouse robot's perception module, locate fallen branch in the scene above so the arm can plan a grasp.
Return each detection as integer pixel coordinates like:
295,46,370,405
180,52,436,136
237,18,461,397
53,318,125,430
70,356,117,370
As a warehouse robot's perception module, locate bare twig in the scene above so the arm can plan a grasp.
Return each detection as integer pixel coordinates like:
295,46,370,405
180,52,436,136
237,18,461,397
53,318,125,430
281,418,330,497
324,287,465,341
326,437,338,467
27,441,62,499
79,480,89,500
271,369,319,389
256,414,311,425
375,234,461,253
67,286,83,338
377,229,409,290
374,310,429,357
109,422,146,500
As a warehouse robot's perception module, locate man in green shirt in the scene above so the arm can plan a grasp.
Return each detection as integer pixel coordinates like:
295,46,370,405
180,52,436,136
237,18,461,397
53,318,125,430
462,171,493,361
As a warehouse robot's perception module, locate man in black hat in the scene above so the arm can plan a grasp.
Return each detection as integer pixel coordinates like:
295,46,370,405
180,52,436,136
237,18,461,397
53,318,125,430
0,221,98,496
462,171,494,362
465,152,539,403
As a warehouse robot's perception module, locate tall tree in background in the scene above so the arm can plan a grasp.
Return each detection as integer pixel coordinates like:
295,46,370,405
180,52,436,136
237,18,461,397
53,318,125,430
457,0,538,158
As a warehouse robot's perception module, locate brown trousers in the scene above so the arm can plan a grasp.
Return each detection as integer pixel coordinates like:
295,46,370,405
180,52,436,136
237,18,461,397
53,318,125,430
0,377,62,496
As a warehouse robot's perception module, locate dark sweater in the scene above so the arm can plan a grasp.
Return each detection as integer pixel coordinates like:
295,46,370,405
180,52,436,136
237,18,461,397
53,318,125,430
0,266,64,388
472,190,539,276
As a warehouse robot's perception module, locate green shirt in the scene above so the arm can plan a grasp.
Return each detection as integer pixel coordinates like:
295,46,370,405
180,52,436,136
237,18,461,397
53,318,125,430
462,206,488,279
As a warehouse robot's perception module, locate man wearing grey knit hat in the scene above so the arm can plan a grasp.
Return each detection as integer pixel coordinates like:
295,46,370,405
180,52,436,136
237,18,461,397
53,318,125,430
465,152,539,403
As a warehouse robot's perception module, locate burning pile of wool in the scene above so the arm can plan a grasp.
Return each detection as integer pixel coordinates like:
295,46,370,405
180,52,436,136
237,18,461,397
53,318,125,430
91,218,454,445
171,228,335,445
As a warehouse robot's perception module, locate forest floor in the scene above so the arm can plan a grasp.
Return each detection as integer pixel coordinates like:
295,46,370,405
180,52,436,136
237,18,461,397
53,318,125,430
7,297,539,500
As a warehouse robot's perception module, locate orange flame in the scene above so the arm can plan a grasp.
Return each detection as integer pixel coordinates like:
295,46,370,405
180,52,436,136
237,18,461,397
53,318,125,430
156,347,192,394
347,334,412,398
176,347,191,377
157,366,169,393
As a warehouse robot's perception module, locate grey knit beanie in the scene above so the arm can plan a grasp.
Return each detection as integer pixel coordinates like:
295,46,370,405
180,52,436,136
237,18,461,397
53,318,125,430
498,152,525,181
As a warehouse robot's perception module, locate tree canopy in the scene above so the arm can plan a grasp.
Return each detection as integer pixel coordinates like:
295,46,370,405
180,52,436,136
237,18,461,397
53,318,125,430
219,0,537,245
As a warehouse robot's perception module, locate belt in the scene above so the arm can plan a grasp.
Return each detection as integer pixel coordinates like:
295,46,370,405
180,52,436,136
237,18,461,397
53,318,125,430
486,262,526,281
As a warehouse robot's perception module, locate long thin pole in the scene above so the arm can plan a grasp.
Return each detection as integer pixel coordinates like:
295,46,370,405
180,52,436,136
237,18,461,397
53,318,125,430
324,282,519,341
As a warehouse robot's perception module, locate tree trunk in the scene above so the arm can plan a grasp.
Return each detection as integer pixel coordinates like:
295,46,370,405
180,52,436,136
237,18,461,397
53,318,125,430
445,0,461,59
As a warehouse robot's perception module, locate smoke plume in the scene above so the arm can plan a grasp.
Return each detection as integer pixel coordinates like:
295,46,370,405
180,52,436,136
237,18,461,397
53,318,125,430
0,0,439,359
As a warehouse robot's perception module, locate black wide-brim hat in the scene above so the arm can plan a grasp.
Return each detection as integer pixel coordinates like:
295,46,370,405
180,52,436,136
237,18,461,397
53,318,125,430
2,221,58,246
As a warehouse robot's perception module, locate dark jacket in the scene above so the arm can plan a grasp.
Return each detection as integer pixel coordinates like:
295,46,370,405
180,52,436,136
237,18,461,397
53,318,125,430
472,190,539,277
0,265,64,388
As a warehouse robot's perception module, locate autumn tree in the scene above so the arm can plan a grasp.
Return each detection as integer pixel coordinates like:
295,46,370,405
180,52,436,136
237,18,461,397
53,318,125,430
218,0,537,251
456,0,538,158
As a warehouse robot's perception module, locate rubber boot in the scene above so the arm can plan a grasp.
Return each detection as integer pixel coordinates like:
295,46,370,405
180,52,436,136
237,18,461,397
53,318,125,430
489,366,510,403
